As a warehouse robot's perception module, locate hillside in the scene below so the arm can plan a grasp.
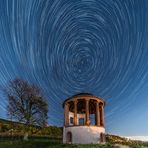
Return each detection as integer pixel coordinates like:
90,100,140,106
0,118,62,138
0,118,148,147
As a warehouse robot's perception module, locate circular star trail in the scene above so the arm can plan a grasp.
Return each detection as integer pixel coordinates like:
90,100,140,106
0,0,148,135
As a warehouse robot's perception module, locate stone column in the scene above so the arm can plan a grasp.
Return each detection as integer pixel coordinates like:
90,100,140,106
101,105,104,127
85,99,90,125
96,101,100,126
74,100,77,125
64,103,69,127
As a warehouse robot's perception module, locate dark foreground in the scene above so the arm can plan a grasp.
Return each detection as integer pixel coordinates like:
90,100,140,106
0,139,110,148
0,139,147,148
0,139,113,148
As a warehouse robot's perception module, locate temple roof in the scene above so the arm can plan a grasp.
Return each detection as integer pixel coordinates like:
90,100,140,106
71,93,93,97
63,92,105,108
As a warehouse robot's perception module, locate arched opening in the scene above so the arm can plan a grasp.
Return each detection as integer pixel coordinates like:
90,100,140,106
100,133,105,143
66,131,72,143
77,99,86,125
89,100,96,125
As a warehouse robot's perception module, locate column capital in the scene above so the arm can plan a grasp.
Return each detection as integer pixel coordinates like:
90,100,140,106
65,102,70,107
101,104,104,109
85,98,90,102
96,100,100,104
74,99,78,104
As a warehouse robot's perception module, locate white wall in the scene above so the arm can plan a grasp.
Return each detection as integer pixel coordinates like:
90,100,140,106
63,126,105,144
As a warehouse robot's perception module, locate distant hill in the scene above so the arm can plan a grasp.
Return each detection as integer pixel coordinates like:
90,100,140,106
0,118,22,125
127,136,148,142
0,118,14,123
106,134,148,147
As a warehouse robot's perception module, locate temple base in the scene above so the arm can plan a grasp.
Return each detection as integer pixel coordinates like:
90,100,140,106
63,126,105,144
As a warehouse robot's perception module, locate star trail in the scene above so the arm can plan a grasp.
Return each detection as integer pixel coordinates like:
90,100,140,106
0,0,148,136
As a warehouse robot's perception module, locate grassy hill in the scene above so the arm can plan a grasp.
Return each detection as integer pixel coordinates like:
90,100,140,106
0,118,62,138
0,118,148,147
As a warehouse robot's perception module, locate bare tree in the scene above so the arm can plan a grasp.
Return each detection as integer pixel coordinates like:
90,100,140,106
5,78,48,127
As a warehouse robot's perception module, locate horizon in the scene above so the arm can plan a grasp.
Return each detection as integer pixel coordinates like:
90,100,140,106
0,0,148,138
0,117,148,142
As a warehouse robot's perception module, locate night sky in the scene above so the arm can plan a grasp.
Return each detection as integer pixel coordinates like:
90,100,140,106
0,0,148,136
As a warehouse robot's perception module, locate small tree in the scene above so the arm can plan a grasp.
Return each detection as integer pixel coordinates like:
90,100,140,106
5,78,48,127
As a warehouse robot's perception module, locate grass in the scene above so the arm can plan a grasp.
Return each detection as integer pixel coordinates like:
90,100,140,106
0,138,147,148
0,139,112,148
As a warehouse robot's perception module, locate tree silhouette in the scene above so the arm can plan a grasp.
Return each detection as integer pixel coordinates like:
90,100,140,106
5,78,48,127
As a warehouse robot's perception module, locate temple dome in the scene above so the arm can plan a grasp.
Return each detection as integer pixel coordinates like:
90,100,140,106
63,92,104,108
